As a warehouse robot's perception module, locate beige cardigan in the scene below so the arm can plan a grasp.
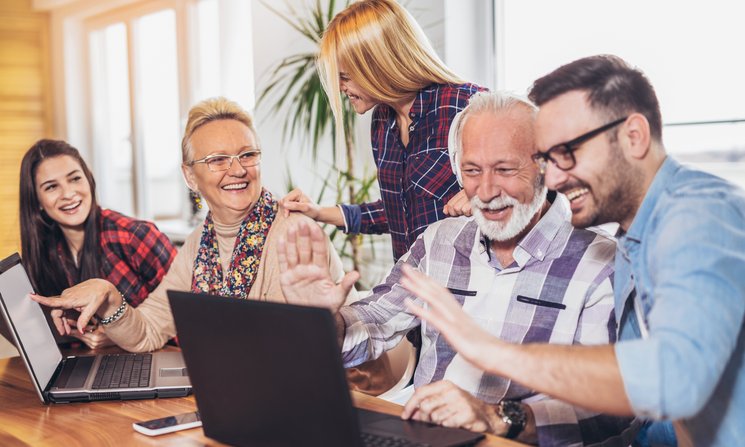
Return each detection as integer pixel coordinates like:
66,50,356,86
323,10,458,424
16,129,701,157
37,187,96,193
106,212,349,351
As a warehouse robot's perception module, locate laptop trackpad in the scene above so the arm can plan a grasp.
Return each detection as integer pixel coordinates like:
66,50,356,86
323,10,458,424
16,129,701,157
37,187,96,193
160,367,188,377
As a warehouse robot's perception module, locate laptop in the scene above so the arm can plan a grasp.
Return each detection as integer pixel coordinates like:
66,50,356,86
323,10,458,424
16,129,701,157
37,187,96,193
168,290,485,447
0,253,191,404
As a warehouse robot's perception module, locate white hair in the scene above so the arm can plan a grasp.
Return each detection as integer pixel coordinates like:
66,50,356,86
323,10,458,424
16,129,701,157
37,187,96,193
448,91,538,186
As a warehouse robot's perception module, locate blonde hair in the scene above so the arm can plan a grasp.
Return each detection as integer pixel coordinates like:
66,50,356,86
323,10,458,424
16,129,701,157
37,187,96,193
318,0,463,150
181,96,257,162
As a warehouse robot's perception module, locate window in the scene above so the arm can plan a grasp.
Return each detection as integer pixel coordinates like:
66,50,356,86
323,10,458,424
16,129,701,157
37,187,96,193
493,0,745,188
88,22,134,214
47,0,254,231
86,1,208,220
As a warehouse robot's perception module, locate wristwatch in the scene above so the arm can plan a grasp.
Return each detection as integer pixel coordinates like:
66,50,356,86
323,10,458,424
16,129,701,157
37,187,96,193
496,400,526,439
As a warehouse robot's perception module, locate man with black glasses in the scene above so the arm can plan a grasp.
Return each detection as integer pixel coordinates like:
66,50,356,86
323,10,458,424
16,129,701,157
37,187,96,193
403,55,745,447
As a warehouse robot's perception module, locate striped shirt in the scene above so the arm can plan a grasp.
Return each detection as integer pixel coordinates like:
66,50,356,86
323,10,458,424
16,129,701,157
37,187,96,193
339,194,637,446
339,82,484,261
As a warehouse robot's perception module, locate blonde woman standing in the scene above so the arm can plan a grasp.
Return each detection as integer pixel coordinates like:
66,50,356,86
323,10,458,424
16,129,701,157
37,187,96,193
281,0,485,262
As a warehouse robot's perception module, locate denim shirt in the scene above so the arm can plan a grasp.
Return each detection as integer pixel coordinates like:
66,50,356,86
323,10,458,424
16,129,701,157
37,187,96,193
614,157,745,447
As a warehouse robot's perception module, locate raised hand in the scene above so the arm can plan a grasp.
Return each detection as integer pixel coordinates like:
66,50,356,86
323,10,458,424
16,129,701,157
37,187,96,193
400,265,502,372
278,221,358,313
31,278,122,336
443,189,472,217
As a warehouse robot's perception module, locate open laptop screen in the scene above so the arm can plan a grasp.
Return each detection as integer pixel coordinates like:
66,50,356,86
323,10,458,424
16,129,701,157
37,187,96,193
0,256,62,393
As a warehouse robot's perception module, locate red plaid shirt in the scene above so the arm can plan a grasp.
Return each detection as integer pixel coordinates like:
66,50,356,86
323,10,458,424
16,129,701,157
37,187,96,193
339,83,484,260
98,209,176,306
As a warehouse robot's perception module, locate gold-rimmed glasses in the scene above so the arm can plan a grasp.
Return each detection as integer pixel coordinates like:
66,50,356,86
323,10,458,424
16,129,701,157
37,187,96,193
185,149,262,172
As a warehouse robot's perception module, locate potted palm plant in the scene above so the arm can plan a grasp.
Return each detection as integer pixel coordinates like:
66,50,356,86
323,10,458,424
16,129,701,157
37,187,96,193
257,0,380,275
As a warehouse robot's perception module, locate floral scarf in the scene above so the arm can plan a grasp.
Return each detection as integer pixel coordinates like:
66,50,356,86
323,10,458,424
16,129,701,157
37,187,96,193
191,189,277,299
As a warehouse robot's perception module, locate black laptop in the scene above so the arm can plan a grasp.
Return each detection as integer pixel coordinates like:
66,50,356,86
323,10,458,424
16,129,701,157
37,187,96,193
167,290,485,447
0,253,191,403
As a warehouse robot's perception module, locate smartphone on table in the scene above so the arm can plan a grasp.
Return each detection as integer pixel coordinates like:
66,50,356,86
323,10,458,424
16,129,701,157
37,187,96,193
132,411,202,436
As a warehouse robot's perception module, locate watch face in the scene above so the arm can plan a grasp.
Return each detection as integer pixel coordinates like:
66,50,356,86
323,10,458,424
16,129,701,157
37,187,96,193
499,400,527,439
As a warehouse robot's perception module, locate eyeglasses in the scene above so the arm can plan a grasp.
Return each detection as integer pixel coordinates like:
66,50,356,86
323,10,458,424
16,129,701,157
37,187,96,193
532,116,628,173
185,149,262,172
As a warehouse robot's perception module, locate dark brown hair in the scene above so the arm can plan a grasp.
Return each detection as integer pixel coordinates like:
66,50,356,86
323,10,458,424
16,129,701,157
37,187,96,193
19,139,103,296
529,54,663,142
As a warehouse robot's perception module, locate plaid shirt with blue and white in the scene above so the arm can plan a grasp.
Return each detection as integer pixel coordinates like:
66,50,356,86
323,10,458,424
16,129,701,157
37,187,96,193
339,82,484,261
339,195,638,446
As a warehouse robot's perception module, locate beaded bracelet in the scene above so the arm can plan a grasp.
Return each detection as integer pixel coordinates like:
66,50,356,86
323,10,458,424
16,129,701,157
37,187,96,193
100,295,128,326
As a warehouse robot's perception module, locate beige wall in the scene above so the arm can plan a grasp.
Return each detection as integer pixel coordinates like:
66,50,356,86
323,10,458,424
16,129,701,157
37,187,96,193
0,0,52,259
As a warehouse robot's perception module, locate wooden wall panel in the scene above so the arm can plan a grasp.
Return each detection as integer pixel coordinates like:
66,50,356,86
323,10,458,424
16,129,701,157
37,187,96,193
0,0,52,258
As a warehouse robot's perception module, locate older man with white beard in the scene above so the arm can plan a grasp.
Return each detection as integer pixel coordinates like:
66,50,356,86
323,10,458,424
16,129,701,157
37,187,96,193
278,91,637,446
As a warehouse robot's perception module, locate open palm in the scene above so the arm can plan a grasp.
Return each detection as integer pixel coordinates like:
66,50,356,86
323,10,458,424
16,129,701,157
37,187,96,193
278,222,358,313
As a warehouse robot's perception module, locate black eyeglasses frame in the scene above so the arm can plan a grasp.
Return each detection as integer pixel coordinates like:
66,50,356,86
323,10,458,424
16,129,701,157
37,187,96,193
532,116,629,172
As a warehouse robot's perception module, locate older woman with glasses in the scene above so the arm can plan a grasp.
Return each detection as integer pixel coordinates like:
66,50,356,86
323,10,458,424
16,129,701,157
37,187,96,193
33,97,394,395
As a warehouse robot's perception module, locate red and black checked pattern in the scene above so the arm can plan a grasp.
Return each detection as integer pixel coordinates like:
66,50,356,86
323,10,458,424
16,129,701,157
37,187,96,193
98,209,177,307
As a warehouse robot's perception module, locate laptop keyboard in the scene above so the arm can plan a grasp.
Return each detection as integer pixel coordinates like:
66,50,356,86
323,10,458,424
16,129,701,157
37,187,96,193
92,353,152,389
361,432,431,447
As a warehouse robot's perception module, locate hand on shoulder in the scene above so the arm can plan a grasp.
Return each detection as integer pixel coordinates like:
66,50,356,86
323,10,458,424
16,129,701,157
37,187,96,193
443,190,472,217
279,188,321,219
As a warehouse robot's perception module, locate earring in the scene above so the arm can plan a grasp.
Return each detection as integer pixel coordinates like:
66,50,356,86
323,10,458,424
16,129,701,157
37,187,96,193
190,190,202,210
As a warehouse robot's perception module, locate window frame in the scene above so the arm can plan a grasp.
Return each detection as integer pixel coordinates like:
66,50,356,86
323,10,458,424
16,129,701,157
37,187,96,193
83,0,193,220
44,0,255,234
488,0,745,188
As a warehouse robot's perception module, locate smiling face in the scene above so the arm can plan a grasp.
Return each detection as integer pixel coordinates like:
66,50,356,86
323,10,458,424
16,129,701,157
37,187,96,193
182,119,262,224
460,110,547,243
34,155,93,231
536,90,640,229
338,62,378,114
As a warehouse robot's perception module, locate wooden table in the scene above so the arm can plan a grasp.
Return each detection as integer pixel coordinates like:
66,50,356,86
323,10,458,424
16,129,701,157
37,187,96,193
0,353,527,446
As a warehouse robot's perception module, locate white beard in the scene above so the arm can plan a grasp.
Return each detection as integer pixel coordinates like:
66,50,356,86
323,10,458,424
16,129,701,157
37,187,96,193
471,186,548,242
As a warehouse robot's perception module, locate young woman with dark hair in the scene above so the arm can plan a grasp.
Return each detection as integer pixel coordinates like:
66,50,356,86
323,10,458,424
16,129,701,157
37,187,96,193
19,139,177,349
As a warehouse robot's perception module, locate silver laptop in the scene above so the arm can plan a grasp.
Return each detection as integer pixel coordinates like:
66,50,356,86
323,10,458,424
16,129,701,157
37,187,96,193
0,253,191,404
